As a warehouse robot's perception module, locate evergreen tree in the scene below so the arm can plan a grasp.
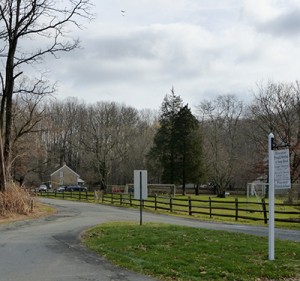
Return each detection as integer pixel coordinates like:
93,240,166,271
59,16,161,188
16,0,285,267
148,88,183,184
174,105,204,194
148,89,204,194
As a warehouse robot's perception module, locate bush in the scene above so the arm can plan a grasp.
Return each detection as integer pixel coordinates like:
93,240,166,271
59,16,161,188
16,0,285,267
0,183,33,216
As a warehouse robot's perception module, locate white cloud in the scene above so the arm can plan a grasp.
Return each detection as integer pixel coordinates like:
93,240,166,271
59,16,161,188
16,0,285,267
241,0,282,23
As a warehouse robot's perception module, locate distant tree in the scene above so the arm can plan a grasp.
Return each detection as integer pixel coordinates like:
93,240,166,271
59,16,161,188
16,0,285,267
10,93,46,185
148,88,183,184
173,105,204,195
82,102,139,192
248,81,300,202
148,89,204,194
0,0,93,191
197,94,244,197
120,109,158,184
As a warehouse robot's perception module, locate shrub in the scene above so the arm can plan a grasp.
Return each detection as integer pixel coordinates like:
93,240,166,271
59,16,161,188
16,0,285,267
0,183,33,216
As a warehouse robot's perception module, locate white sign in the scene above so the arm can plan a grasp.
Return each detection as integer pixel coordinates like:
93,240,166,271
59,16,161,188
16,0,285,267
134,170,148,200
274,149,291,189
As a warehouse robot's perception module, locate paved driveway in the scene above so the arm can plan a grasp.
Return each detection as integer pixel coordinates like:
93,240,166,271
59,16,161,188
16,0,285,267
0,198,299,281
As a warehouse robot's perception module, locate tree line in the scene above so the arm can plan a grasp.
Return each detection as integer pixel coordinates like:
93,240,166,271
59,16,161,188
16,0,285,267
5,81,300,200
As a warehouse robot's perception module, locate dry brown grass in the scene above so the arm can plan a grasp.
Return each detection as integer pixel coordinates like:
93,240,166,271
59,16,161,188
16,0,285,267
0,183,34,217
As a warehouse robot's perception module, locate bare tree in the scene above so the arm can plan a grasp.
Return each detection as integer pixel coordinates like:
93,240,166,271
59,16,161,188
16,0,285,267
120,109,158,183
0,0,92,190
81,102,146,191
248,81,300,202
8,92,46,186
197,94,244,197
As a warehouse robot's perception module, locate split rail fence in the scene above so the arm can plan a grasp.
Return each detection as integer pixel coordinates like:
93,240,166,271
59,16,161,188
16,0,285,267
38,191,300,225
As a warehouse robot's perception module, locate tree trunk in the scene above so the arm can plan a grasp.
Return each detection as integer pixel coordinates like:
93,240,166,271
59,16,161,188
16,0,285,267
0,134,7,192
195,184,199,195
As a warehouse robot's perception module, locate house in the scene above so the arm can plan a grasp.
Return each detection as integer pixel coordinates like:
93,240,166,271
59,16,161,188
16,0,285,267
50,164,84,189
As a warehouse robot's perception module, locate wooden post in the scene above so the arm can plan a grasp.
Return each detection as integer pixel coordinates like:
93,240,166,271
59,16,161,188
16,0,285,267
94,190,97,202
129,192,132,206
79,191,81,201
209,197,212,218
102,191,104,203
111,193,113,204
30,199,34,212
170,194,173,212
235,198,238,221
262,198,268,224
188,196,192,216
120,193,122,205
155,194,157,211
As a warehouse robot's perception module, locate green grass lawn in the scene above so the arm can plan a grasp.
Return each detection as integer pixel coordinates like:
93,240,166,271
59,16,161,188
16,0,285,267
82,222,300,281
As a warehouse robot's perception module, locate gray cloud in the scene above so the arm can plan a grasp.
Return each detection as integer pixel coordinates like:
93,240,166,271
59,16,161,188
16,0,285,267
52,23,216,89
42,1,300,110
258,8,300,36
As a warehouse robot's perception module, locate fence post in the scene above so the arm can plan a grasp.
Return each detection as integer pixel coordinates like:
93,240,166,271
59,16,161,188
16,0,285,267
79,191,81,201
111,193,113,204
235,198,238,221
94,190,96,202
155,194,157,211
262,198,268,224
30,199,34,212
85,191,88,201
170,194,173,212
188,196,192,216
102,191,104,203
120,193,122,205
209,197,212,218
129,192,132,206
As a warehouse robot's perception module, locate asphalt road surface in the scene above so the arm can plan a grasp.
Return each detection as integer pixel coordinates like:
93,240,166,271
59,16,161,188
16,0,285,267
0,198,299,281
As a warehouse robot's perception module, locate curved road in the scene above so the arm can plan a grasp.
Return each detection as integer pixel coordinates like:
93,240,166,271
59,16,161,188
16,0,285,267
0,198,299,281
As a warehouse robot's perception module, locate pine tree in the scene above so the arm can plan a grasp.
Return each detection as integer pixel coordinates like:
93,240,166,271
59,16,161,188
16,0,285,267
148,88,183,184
174,105,204,194
148,89,204,194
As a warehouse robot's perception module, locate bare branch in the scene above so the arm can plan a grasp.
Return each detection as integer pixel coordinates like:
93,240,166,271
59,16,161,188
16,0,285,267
0,0,94,190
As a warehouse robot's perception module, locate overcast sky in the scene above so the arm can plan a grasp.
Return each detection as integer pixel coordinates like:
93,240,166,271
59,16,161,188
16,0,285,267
47,0,300,111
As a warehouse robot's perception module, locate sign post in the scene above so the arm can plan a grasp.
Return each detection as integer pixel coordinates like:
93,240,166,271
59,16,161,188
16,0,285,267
134,170,147,225
268,133,275,261
268,133,291,260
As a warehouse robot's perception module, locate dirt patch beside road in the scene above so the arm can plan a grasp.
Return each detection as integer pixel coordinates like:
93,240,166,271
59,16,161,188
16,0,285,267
0,202,56,224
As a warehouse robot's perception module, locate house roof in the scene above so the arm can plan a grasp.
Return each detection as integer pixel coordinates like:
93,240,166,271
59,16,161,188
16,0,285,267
50,164,80,177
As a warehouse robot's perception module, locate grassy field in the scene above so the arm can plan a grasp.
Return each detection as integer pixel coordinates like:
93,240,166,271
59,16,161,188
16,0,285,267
102,193,300,230
82,222,300,281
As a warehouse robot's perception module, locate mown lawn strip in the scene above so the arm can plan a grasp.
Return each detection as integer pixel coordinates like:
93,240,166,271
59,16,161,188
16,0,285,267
82,222,300,281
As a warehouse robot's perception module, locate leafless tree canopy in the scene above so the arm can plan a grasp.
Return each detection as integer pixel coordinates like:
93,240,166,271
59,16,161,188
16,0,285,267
0,0,93,191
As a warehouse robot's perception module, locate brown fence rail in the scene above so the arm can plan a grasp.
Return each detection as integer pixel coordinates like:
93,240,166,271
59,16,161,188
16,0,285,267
38,191,300,224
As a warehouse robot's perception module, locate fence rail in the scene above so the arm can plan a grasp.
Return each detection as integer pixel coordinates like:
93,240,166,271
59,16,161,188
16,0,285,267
38,191,300,225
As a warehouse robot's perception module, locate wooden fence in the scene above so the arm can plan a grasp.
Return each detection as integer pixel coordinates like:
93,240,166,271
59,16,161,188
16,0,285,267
38,191,300,225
